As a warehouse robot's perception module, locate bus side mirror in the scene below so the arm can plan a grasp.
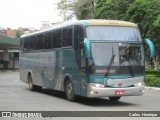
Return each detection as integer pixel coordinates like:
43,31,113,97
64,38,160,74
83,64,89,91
84,38,91,58
143,39,155,59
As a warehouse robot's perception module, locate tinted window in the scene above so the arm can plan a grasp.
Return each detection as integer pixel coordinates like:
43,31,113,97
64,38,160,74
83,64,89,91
44,32,52,49
52,30,62,48
37,34,44,49
24,37,30,51
52,31,56,48
74,25,84,67
62,28,67,47
62,28,72,47
30,36,36,50
74,26,84,51
68,28,72,46
20,38,24,51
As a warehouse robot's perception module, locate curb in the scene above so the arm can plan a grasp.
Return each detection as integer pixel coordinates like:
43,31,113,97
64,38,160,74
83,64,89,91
145,86,160,90
0,70,19,73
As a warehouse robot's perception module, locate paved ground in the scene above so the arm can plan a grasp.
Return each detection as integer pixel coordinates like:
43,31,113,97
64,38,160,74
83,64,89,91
0,71,160,120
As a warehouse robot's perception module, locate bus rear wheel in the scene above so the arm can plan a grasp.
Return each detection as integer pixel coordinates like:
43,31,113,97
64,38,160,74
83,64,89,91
28,75,41,91
109,96,121,101
65,80,76,102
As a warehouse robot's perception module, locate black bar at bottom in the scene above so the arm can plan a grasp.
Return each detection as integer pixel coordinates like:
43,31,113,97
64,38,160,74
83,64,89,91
0,111,160,117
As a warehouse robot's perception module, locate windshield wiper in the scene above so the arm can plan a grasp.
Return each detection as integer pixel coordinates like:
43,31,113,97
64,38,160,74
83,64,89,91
106,47,115,76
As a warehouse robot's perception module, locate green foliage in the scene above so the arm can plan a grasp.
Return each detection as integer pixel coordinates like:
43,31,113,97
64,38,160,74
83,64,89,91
153,15,160,44
145,69,160,87
76,0,94,20
57,0,94,20
126,0,160,40
15,30,23,38
94,0,135,20
154,15,160,28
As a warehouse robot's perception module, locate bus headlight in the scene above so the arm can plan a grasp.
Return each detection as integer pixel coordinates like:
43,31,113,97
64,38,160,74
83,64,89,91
89,83,105,88
134,82,145,87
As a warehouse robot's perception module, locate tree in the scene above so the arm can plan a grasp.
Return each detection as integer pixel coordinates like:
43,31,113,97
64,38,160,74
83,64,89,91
57,0,95,20
126,0,160,70
152,15,160,69
15,29,23,38
94,0,135,20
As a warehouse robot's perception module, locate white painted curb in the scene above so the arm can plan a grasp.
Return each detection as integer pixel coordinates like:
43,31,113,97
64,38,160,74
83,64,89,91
145,86,160,90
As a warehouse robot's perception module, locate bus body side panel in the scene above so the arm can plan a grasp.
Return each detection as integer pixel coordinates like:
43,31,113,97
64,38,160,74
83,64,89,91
37,50,65,90
19,49,84,95
20,51,56,87
38,51,56,88
19,52,44,86
61,49,84,95
19,53,31,84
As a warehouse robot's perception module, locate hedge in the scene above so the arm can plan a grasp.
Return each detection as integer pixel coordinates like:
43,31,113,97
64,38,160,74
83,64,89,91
145,69,160,87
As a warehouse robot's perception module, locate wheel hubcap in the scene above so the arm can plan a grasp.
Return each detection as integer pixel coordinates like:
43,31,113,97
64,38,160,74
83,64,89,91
28,77,32,89
67,83,73,97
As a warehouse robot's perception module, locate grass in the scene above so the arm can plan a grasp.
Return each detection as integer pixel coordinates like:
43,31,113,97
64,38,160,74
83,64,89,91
145,69,160,87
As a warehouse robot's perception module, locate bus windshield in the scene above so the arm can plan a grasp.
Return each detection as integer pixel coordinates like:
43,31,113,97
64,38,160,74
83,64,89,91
91,43,144,67
89,42,144,75
86,26,141,41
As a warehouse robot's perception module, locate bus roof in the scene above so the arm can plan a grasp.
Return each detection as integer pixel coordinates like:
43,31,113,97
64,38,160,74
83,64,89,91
21,19,137,38
86,20,137,27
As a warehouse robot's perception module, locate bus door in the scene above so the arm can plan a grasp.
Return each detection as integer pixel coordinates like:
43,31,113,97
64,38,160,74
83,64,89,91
74,25,87,95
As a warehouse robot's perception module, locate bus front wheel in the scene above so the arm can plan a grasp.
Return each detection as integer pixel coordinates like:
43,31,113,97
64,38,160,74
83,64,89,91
65,80,76,102
109,96,121,101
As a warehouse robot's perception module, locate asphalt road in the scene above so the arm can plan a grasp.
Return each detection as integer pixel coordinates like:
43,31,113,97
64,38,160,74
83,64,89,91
0,71,160,120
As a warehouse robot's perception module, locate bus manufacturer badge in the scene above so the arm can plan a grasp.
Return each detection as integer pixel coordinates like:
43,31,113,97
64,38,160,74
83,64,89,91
118,83,122,87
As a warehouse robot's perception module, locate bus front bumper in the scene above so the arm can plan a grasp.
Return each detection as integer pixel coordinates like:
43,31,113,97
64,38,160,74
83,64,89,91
87,85,145,97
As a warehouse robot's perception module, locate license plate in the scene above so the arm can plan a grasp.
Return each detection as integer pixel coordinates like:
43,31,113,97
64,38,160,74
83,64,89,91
115,90,125,95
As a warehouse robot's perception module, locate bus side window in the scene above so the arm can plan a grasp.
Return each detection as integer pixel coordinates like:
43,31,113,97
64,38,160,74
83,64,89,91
80,45,86,74
44,32,52,49
37,34,44,50
30,36,36,51
52,31,56,48
62,28,67,47
62,28,72,47
24,37,30,51
68,28,72,46
20,38,24,52
74,26,84,50
74,25,84,69
55,30,62,48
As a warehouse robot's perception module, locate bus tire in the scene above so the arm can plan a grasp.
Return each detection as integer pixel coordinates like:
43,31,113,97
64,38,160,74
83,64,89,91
28,75,40,91
109,96,121,101
65,80,76,102
35,86,42,91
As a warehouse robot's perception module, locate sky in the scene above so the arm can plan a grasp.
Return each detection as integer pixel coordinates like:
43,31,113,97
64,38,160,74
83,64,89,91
0,0,62,29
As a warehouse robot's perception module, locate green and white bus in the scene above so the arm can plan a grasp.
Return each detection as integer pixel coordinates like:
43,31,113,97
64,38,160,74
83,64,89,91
19,20,155,101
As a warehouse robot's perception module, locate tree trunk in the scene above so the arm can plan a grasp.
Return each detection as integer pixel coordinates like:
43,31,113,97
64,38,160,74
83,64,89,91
154,60,159,70
145,59,150,68
144,46,150,68
154,46,159,70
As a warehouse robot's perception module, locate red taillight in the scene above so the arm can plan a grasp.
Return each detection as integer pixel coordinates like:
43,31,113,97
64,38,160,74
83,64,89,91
115,90,125,95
